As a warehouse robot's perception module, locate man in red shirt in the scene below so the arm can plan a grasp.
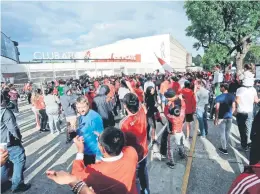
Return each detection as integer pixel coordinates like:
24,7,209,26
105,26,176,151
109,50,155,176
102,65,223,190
160,88,186,168
181,81,196,139
71,128,138,194
119,92,150,194
170,76,181,94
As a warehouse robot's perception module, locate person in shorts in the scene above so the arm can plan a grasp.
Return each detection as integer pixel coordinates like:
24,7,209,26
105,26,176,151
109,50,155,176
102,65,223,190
181,81,196,139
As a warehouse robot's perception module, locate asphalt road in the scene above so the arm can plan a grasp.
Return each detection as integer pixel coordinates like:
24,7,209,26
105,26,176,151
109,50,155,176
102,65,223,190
3,101,244,194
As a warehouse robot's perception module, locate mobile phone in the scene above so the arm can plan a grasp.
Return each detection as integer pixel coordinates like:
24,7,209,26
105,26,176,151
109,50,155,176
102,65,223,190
0,143,7,150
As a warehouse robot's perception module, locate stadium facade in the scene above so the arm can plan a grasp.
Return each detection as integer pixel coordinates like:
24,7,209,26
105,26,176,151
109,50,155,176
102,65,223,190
1,33,192,83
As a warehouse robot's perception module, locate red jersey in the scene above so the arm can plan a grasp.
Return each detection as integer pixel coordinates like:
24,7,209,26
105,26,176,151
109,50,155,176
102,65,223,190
164,99,186,134
105,83,115,100
85,91,96,109
171,81,181,94
115,81,120,93
72,146,138,194
228,163,260,194
120,106,148,161
133,88,144,103
181,88,196,114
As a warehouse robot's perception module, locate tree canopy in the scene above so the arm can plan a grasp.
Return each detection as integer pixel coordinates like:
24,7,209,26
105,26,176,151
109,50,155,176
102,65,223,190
192,54,202,66
244,45,260,64
184,1,260,71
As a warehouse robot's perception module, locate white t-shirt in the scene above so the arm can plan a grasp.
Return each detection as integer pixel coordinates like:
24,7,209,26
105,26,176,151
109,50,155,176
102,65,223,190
213,71,223,84
236,87,257,113
118,87,130,100
144,81,155,93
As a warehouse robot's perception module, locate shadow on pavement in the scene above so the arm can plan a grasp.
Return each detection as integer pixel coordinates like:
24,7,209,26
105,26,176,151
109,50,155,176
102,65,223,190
187,120,241,194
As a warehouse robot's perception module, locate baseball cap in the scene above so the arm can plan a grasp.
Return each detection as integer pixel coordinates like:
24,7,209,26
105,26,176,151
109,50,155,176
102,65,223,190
164,88,176,98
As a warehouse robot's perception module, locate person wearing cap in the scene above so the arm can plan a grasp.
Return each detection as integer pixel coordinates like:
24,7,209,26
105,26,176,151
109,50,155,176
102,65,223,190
60,86,77,143
181,81,196,139
235,65,259,151
119,90,149,194
160,88,186,168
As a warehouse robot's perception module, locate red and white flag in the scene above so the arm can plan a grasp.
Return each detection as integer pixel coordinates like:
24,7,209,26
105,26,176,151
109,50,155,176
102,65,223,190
154,53,173,73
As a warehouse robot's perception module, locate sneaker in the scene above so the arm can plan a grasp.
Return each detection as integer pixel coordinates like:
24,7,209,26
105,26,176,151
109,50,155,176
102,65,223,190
179,152,187,159
152,140,158,145
198,133,206,137
12,183,31,193
242,146,249,152
66,139,72,144
161,155,167,160
166,161,176,169
218,148,228,155
247,143,252,149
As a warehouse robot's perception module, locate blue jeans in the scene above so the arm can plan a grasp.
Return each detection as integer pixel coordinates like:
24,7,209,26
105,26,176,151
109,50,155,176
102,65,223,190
136,157,150,194
1,163,9,184
196,108,208,136
7,145,26,190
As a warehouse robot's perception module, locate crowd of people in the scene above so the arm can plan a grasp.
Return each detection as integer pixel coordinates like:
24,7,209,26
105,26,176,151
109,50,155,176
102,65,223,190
1,63,260,193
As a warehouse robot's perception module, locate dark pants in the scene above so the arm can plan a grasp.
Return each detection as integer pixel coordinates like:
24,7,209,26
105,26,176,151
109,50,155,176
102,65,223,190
10,100,19,113
236,112,253,148
7,145,26,191
83,155,96,166
160,121,172,156
136,158,150,194
27,92,32,104
39,109,48,130
147,115,156,140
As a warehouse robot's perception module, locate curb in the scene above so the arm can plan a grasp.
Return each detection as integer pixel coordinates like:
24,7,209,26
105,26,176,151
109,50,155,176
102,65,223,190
181,119,198,194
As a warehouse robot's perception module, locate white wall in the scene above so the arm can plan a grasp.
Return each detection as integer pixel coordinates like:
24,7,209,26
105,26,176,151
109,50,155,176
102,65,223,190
169,36,187,71
76,34,172,64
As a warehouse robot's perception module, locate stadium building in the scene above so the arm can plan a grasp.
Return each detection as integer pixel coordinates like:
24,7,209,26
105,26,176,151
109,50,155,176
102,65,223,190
1,33,192,83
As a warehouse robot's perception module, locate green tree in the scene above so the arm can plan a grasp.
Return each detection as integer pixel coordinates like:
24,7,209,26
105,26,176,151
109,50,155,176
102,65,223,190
192,54,202,66
202,44,230,69
244,45,260,64
184,1,260,71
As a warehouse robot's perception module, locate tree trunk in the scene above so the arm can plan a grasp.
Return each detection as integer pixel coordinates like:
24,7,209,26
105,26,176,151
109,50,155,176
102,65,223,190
236,39,251,72
236,52,243,72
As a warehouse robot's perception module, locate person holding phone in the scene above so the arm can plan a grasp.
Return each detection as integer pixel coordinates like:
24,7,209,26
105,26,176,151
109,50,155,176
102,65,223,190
0,93,31,192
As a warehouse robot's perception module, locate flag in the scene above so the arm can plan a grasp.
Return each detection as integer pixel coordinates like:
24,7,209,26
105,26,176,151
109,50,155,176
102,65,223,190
154,53,173,73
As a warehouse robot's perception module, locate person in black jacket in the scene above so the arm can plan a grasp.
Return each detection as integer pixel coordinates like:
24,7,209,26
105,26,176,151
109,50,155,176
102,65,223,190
92,85,115,128
145,86,157,143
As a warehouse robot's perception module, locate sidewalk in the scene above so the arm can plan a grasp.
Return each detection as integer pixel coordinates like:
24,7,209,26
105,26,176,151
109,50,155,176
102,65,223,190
187,119,248,194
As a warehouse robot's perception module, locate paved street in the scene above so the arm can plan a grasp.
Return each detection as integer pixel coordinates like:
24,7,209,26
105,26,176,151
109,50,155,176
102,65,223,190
187,118,248,194
3,101,245,194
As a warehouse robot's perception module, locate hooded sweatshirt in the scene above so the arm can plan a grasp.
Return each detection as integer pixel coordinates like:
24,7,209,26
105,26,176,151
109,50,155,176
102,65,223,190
59,86,77,117
92,85,113,121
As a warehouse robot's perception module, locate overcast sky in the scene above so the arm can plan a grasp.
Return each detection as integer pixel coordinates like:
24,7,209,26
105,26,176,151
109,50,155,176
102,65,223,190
1,1,203,61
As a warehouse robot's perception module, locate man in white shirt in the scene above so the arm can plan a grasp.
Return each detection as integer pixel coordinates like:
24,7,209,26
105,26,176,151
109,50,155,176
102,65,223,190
236,83,259,151
213,65,223,97
144,77,155,93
